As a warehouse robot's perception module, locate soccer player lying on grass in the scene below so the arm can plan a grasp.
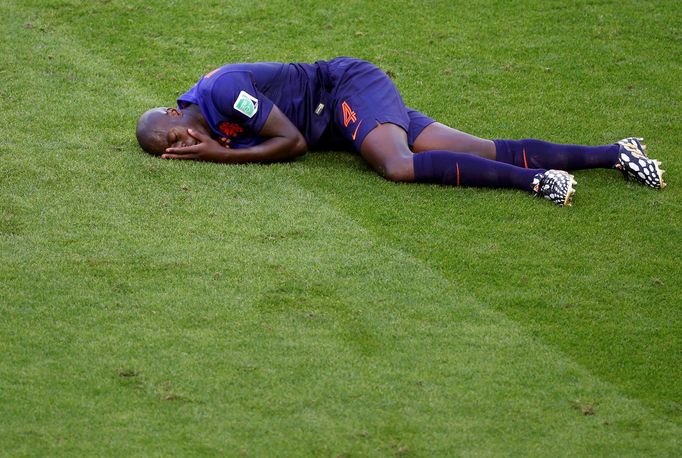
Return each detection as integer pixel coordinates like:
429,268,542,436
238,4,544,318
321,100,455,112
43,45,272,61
136,57,666,206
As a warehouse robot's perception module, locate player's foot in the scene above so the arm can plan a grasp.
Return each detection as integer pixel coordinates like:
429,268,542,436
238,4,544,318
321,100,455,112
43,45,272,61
532,169,577,206
615,137,666,189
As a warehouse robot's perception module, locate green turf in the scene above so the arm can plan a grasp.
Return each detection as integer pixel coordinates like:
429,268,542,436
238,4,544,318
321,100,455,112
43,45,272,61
1,0,681,455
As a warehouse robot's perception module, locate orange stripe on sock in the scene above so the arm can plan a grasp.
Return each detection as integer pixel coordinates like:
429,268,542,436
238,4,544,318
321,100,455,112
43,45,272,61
456,163,460,186
523,147,529,169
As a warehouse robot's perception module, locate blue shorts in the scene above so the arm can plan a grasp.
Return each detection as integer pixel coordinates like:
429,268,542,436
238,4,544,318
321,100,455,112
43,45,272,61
327,58,435,152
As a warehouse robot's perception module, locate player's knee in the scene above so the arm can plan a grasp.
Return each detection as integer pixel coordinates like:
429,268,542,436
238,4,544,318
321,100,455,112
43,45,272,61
378,156,413,182
293,135,308,156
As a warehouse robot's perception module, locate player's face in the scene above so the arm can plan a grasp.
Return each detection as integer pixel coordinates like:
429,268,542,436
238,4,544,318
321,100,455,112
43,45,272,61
163,108,199,150
137,106,211,155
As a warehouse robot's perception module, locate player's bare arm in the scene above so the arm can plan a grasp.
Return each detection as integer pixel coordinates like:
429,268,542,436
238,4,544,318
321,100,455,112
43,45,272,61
163,105,307,163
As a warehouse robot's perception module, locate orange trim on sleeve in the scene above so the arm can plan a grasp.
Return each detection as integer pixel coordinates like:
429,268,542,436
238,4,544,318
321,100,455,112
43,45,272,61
204,67,221,79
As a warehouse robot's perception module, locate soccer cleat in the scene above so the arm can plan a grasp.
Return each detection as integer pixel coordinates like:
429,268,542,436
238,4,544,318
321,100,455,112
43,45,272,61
615,137,666,189
532,169,577,206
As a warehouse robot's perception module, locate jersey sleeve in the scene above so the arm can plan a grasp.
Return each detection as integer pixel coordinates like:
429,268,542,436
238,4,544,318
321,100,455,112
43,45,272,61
209,71,274,135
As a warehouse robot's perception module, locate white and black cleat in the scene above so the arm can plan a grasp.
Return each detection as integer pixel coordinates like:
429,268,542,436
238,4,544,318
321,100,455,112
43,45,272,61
532,169,577,207
616,137,666,189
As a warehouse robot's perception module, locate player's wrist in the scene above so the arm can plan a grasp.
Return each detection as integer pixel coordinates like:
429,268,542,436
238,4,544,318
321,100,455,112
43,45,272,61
208,146,233,163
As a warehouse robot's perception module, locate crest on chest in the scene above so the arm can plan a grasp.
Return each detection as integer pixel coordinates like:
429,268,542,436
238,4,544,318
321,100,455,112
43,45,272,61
218,121,244,138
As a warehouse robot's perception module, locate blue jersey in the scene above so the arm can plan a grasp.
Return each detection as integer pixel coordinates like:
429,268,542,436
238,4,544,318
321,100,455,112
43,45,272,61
178,58,435,152
178,61,333,149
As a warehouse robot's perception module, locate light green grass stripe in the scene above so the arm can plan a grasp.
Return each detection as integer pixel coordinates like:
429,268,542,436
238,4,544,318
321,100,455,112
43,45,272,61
1,3,681,456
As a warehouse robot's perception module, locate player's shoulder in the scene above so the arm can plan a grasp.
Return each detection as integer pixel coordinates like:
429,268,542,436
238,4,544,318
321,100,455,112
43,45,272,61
194,65,254,101
199,64,252,85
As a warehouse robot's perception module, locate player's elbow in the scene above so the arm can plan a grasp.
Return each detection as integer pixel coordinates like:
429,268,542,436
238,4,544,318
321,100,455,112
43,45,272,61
291,133,308,157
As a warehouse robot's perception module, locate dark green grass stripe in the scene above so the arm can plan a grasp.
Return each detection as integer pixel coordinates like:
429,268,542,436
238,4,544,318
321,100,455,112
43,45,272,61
291,152,682,422
291,149,682,414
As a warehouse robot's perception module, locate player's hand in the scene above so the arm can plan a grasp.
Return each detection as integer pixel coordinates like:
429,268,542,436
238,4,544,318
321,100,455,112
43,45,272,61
162,129,230,162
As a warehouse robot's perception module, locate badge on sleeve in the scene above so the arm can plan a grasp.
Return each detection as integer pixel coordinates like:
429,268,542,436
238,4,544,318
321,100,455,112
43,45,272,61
233,91,259,118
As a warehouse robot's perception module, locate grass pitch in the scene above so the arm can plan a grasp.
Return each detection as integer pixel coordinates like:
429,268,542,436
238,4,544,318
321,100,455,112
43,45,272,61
1,0,681,456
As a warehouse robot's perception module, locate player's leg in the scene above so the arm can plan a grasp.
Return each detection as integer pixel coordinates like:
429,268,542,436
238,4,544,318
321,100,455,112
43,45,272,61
358,122,415,182
329,60,577,203
411,117,665,189
360,123,577,206
411,119,619,170
361,122,540,190
493,138,620,170
494,137,665,188
411,122,497,159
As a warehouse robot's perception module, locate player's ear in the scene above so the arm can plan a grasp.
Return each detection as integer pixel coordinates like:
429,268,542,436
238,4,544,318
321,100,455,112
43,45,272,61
166,108,182,117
